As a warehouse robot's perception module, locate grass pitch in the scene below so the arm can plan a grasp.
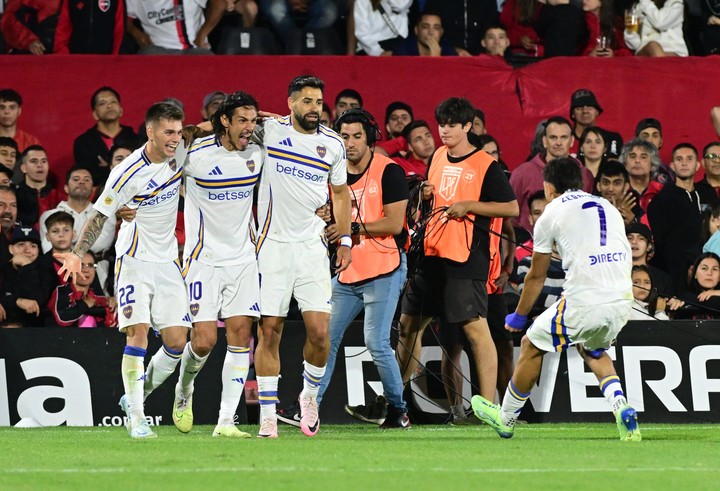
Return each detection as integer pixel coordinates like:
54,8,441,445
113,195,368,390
1,423,719,491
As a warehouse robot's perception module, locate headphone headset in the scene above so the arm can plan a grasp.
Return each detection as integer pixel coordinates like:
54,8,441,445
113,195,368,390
334,108,382,146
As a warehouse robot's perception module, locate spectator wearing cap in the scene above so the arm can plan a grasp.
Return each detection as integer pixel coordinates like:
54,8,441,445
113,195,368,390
0,89,41,153
73,87,137,186
15,145,61,229
648,143,704,295
568,89,622,158
620,138,663,213
635,117,674,185
376,101,414,159
0,185,19,268
627,221,674,298
201,91,226,121
696,142,720,209
332,89,363,122
0,227,44,327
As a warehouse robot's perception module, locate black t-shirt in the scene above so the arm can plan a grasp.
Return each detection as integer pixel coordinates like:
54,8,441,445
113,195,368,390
426,148,516,279
347,156,409,249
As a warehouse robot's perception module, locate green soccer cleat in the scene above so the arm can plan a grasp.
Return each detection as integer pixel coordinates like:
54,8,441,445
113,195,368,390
213,423,252,438
172,394,193,433
615,404,642,442
471,395,514,439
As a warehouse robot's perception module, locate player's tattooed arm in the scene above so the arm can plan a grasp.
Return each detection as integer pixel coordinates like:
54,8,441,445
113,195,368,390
72,211,109,258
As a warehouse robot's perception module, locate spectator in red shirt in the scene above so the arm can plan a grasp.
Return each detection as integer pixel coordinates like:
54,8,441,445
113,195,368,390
580,0,632,57
394,120,435,178
0,89,40,153
0,0,60,54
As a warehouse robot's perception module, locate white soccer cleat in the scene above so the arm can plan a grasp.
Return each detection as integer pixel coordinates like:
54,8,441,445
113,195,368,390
299,396,320,437
128,418,157,439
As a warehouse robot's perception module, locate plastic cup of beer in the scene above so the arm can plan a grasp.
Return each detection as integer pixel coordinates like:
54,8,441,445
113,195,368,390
625,10,640,33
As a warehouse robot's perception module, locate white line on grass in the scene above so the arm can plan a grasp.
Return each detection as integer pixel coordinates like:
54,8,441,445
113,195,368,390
3,467,719,475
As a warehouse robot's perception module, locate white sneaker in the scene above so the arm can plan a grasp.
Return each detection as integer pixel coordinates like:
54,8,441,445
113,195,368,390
299,396,320,437
213,422,251,438
128,418,157,439
257,417,278,438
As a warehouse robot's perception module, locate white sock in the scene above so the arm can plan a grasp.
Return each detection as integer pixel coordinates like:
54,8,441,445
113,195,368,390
176,342,209,399
257,375,278,421
121,346,147,421
500,379,530,427
143,344,182,400
599,375,627,412
218,345,250,424
301,361,325,399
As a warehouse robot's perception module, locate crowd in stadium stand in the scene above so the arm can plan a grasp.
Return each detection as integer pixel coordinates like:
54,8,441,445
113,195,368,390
1,0,719,57
2,77,720,328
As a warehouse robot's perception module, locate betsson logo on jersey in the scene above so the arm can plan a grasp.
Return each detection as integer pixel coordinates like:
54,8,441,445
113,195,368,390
208,189,252,201
138,186,180,207
276,163,325,182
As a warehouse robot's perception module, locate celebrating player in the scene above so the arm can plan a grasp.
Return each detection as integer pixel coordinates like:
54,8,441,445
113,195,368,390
472,157,641,442
56,102,190,439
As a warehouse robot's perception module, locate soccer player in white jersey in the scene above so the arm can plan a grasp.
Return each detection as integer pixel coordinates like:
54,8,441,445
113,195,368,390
471,157,641,442
169,91,263,438
253,75,352,438
56,103,191,439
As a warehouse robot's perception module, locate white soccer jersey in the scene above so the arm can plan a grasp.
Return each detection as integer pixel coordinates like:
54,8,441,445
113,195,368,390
126,0,208,50
183,135,263,267
255,116,346,244
94,146,182,263
533,190,632,306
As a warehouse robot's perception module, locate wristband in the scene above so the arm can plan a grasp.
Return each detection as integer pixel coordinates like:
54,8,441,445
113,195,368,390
339,235,352,248
505,312,528,330
351,222,360,235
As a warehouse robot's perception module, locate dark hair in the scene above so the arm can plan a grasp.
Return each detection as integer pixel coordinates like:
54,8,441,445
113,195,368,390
543,116,573,136
402,120,431,141
45,210,75,230
516,0,539,25
577,126,608,164
0,137,19,151
65,165,93,184
334,108,381,146
632,264,659,314
288,75,324,97
334,88,363,107
482,23,508,37
596,159,629,181
701,202,720,244
543,157,583,194
145,102,184,126
703,141,720,156
435,97,475,126
109,140,135,161
672,142,698,158
210,91,258,136
21,145,47,163
0,184,16,196
527,189,546,210
688,252,720,293
91,86,121,110
0,89,22,105
473,108,486,126
385,101,414,125
417,9,444,26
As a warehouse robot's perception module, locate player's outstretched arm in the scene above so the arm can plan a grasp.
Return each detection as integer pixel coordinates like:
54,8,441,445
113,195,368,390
54,211,109,282
506,252,551,331
331,183,352,272
446,199,519,220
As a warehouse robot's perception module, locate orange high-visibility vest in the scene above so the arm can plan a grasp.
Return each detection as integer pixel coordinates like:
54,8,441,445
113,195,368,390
338,154,402,284
424,147,494,263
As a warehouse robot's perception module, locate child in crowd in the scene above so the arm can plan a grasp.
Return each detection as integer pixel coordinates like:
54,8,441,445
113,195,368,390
49,252,115,328
37,211,75,320
0,227,44,327
629,264,668,320
702,203,720,256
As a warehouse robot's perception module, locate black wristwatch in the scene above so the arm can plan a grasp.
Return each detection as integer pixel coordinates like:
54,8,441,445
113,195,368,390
351,222,360,235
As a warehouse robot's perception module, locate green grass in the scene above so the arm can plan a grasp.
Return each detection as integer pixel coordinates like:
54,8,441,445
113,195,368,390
1,423,719,490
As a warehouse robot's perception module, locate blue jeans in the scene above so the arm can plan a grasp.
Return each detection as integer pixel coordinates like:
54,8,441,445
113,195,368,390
258,0,338,44
318,254,407,410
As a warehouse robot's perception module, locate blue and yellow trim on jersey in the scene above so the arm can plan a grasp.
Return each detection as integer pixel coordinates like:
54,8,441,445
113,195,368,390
318,125,345,148
111,149,150,193
267,146,331,173
551,298,570,351
254,186,273,255
125,223,139,257
131,169,182,205
188,135,220,154
182,210,205,277
193,172,260,189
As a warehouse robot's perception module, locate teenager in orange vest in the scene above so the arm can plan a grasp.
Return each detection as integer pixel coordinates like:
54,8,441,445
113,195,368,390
397,97,519,403
316,108,412,428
